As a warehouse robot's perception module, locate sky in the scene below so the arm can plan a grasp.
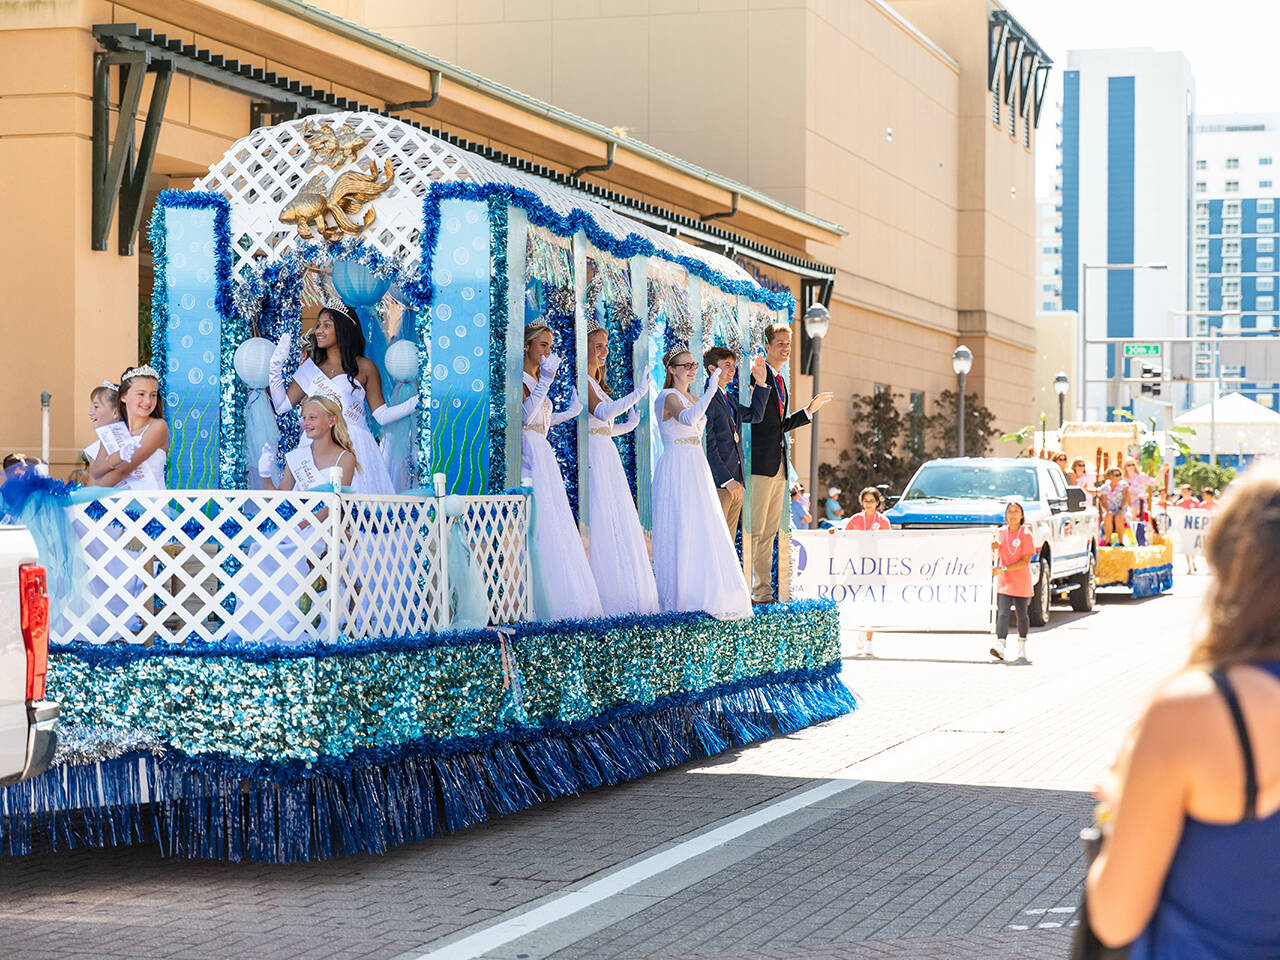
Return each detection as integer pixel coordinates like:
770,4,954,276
1002,0,1280,196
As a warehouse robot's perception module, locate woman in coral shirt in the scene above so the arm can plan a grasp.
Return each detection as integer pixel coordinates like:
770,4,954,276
846,486,891,656
992,501,1036,664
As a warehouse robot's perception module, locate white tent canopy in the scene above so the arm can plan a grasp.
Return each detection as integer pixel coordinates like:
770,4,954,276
1173,392,1280,455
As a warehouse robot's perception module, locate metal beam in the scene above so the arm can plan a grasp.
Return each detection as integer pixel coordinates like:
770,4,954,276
92,49,147,251
1018,49,1037,120
1002,35,1023,107
1033,63,1053,128
987,18,1009,93
118,60,171,255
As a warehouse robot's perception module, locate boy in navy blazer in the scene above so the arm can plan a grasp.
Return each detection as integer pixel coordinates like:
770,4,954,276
702,346,770,536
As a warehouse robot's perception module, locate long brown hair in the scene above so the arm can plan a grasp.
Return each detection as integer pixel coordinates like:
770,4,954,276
1188,466,1280,668
301,395,362,475
663,347,691,390
587,328,611,396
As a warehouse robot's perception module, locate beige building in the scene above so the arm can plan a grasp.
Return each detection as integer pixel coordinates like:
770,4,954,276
334,0,1051,475
0,0,842,474
1034,310,1079,428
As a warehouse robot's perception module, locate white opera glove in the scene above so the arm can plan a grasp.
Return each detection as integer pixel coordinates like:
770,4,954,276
269,332,294,414
612,405,642,437
550,387,583,426
522,354,561,423
677,368,721,426
372,394,418,425
257,442,277,480
118,435,142,466
591,371,654,423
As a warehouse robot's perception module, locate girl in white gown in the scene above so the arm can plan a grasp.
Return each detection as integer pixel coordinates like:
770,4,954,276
585,324,659,617
268,303,415,495
522,323,603,622
91,365,170,491
651,345,753,620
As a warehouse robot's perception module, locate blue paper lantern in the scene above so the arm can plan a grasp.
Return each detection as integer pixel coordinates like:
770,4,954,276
331,260,392,306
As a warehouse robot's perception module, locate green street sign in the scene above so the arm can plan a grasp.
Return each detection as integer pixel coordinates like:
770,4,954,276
1123,343,1161,357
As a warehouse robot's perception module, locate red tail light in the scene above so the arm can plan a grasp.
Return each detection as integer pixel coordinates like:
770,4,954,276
19,564,48,701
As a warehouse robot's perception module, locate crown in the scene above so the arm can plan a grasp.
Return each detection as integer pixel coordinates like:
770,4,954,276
102,379,118,391
121,364,159,382
585,317,607,336
662,342,691,366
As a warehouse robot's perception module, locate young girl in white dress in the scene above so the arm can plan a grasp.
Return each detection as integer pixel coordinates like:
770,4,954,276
91,365,170,490
585,323,658,616
651,345,752,620
267,303,415,495
522,323,603,622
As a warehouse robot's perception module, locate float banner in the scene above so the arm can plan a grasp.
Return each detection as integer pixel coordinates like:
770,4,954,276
792,529,995,632
1165,506,1214,556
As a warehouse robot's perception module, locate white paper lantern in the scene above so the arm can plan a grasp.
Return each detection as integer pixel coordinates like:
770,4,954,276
234,337,276,389
384,338,420,383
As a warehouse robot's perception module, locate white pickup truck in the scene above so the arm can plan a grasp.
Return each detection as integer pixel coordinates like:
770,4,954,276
0,524,58,788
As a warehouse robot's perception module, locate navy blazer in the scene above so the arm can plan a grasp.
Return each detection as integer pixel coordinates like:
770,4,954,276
750,367,810,478
705,380,769,488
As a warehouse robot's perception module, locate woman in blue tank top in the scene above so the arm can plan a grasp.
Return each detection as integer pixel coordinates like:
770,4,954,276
1085,465,1280,958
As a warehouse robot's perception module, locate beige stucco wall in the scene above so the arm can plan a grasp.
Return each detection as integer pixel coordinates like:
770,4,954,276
351,0,1042,476
1033,310,1080,425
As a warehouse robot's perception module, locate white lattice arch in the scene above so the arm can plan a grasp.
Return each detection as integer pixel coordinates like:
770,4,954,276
196,111,759,290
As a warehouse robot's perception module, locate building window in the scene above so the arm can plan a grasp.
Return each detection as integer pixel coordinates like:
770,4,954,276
1195,316,1210,334
1260,199,1276,213
1263,157,1274,166
1225,239,1241,256
1196,181,1207,193
1041,300,1056,311
1196,279,1208,294
1196,201,1210,215
1262,180,1274,189
1226,180,1240,192
1195,241,1208,256
1259,296,1276,310
1195,158,1207,170
1260,218,1276,233
1225,259,1241,273
1224,278,1240,294
1196,259,1209,275
1258,277,1275,292
1226,200,1241,216
1259,257,1276,272
1260,237,1276,253
909,391,925,455
1225,221,1241,235
1196,222,1209,236
1227,156,1240,169
1225,298,1241,311
874,383,888,396
1196,298,1209,313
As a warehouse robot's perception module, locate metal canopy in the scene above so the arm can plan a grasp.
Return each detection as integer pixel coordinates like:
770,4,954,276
90,22,837,281
988,10,1053,129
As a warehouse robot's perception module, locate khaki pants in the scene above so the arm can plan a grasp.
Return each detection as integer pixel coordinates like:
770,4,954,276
717,485,743,538
750,466,787,602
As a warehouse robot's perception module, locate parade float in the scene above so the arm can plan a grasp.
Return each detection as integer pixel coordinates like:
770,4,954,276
0,113,851,861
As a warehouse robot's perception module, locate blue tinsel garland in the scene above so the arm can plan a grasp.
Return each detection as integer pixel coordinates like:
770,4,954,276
146,190,235,487
488,196,509,493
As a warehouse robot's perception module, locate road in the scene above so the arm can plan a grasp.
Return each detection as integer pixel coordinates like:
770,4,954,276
0,574,1203,960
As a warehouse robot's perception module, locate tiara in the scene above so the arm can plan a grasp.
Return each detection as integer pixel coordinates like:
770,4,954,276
101,380,118,390
662,342,691,366
585,317,607,336
121,364,159,381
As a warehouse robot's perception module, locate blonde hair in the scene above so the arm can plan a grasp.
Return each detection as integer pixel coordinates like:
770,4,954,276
524,323,551,346
1189,464,1280,668
587,327,610,396
301,395,362,474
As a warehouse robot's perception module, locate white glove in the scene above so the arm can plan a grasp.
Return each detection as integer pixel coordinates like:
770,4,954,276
677,368,721,426
550,387,583,426
258,443,277,479
372,394,418,426
591,371,654,423
522,354,561,424
539,354,562,379
269,332,294,414
612,405,642,437
118,435,142,465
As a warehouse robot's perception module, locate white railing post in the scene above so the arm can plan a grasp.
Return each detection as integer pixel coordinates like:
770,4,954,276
327,491,342,645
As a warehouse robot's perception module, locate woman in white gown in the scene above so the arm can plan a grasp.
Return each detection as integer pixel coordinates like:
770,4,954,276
522,323,603,622
585,323,659,617
267,303,415,495
651,345,752,620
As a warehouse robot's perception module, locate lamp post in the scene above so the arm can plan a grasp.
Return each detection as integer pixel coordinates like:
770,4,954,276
804,302,831,529
1079,262,1167,418
952,345,973,457
1053,371,1070,429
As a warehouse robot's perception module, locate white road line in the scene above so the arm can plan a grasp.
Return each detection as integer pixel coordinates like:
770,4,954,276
401,774,868,960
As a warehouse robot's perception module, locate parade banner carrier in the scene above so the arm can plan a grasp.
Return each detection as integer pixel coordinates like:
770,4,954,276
1165,506,1214,556
792,529,995,632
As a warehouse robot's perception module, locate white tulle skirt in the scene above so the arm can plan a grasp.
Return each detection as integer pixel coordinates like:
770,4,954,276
346,419,395,495
522,429,603,622
587,431,659,617
651,441,752,620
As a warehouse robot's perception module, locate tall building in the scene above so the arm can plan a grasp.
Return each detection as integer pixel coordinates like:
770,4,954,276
342,0,1052,458
1060,48,1195,417
1037,195,1064,312
1194,114,1280,409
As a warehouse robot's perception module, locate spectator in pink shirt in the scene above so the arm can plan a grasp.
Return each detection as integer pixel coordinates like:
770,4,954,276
992,501,1036,664
846,486,891,657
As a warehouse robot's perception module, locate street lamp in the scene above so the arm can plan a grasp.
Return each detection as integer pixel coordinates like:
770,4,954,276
1053,371,1070,428
1079,262,1168,417
804,302,831,529
952,345,973,457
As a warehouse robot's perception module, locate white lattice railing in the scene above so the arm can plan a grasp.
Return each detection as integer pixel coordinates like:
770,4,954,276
55,490,531,646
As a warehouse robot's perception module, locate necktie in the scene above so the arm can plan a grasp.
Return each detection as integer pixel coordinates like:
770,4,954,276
775,373,786,418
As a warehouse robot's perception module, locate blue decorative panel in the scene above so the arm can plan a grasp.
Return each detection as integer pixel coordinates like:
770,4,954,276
429,199,491,494
161,206,222,488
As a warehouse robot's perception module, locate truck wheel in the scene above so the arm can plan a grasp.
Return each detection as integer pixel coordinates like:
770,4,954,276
1029,558,1052,627
1070,554,1096,612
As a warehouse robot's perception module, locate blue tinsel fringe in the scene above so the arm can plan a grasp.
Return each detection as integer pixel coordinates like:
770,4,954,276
1128,563,1173,598
0,668,854,862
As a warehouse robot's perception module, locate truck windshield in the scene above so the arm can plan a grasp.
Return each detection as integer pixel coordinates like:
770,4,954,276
902,464,1039,501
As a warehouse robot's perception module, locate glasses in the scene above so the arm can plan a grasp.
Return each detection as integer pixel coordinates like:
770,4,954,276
1054,456,1067,462
671,361,697,370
